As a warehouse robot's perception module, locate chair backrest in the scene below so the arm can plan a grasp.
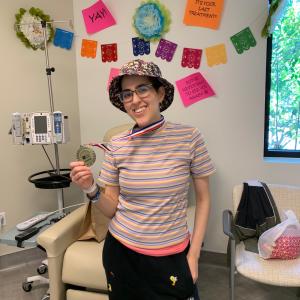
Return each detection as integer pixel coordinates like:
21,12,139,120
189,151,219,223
233,183,300,219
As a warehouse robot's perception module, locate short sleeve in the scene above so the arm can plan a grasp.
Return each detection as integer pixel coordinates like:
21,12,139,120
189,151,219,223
98,151,119,186
190,128,216,178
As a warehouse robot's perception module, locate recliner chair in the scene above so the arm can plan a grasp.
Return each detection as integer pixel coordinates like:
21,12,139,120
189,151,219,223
37,123,197,300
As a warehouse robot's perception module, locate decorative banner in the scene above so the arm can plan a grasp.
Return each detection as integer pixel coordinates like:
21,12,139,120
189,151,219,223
133,0,171,42
181,48,202,69
107,68,120,91
81,39,98,58
175,72,215,107
82,0,116,34
155,38,177,62
101,43,118,62
230,27,256,54
53,28,74,50
205,43,227,67
132,37,150,56
183,0,224,30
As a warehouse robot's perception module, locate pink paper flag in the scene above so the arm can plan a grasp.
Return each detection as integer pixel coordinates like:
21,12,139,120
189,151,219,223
107,68,120,91
176,72,215,107
82,0,116,34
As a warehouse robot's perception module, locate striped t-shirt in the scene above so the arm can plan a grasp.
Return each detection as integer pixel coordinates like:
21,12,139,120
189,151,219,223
98,121,215,250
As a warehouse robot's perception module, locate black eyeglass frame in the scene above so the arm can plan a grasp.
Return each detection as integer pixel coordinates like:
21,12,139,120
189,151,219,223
117,83,154,103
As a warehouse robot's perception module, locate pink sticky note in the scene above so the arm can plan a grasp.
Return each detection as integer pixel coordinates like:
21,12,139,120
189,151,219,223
107,68,120,91
175,72,215,107
82,0,116,34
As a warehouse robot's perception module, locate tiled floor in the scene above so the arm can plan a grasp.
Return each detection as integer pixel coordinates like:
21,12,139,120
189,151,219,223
0,250,298,300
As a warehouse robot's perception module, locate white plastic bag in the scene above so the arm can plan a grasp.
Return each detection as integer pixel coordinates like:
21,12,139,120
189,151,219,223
258,210,300,260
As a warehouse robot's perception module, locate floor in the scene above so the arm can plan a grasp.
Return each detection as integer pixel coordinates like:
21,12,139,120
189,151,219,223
0,250,298,300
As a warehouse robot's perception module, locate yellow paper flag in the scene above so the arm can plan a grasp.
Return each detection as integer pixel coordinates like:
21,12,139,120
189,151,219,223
205,44,227,67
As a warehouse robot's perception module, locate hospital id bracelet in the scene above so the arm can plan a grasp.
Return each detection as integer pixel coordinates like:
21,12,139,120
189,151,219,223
82,181,97,194
86,185,101,203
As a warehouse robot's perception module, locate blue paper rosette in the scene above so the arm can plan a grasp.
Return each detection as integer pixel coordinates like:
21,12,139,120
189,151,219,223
133,0,171,42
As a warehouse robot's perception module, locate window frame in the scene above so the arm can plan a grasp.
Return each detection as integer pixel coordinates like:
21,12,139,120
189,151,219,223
263,1,300,159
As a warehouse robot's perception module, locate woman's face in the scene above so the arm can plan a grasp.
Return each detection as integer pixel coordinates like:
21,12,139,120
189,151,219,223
121,75,165,128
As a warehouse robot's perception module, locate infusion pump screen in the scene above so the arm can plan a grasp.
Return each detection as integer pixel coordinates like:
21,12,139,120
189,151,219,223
34,116,48,134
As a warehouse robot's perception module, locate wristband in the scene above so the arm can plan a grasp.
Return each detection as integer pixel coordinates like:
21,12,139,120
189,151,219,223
87,186,101,203
82,181,97,194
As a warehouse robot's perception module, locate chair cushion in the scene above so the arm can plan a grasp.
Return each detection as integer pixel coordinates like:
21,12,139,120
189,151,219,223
62,240,107,290
67,289,108,300
236,242,300,286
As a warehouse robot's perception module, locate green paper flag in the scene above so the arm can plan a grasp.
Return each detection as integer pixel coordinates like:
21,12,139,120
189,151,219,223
230,27,256,54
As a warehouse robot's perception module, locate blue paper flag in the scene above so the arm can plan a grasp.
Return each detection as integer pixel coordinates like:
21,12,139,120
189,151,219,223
53,28,74,50
132,37,150,56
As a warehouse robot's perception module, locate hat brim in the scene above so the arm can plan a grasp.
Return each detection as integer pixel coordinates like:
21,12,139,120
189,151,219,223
109,74,174,113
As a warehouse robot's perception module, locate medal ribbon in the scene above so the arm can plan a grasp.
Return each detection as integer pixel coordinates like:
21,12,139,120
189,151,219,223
90,116,165,152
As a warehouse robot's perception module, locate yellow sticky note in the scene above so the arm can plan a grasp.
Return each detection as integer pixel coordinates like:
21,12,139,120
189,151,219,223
205,44,227,67
183,0,224,30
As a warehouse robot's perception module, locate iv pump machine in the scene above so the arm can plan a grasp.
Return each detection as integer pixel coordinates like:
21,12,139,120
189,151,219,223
11,111,70,145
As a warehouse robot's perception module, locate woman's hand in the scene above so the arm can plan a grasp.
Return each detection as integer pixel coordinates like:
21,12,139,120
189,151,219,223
187,252,199,284
69,161,94,190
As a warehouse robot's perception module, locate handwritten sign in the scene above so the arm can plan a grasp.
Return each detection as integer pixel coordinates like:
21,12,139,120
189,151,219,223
176,72,215,107
82,0,116,34
183,0,224,30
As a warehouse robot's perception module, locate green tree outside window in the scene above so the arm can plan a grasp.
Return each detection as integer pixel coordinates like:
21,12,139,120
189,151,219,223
265,0,300,157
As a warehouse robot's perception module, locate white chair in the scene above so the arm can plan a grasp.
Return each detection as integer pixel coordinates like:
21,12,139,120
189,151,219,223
223,183,300,300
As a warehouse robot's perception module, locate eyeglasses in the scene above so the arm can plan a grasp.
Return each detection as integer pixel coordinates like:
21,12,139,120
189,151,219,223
118,83,153,104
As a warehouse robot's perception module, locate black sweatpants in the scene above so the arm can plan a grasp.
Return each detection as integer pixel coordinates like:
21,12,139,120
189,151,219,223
102,231,200,300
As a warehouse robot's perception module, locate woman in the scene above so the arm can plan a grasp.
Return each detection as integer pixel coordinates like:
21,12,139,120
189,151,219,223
70,59,215,300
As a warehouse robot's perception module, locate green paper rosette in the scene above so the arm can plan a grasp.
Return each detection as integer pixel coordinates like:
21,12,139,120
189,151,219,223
133,0,171,42
15,7,54,50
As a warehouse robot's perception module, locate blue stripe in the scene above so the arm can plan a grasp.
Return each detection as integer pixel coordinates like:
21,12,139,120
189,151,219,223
119,171,189,181
113,218,187,235
118,210,186,225
109,227,188,246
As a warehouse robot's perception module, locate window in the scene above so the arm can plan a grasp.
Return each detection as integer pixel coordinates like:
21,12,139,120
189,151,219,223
264,0,300,158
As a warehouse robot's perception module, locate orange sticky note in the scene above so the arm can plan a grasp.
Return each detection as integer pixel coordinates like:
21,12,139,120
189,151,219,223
183,0,224,30
81,39,98,58
205,43,227,67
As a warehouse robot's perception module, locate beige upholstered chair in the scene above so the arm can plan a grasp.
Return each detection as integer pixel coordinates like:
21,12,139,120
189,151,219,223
37,123,197,300
223,183,300,300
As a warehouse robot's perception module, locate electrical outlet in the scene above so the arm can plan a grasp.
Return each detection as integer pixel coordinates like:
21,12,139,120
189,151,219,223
0,212,6,227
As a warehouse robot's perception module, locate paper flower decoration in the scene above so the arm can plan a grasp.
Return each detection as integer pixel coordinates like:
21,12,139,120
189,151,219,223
133,0,171,42
15,7,54,50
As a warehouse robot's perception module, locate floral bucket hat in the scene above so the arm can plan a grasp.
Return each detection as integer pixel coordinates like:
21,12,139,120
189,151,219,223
108,59,174,112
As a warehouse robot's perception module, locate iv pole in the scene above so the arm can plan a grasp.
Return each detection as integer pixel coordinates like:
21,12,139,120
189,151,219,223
41,20,64,212
16,19,72,213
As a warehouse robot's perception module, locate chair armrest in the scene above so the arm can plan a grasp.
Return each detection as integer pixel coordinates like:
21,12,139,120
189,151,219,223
37,204,88,257
223,209,235,240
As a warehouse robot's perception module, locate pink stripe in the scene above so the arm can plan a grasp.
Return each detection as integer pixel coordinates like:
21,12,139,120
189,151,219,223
121,235,190,256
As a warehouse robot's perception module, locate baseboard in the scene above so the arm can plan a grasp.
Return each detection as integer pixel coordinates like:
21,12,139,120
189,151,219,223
200,250,227,267
0,247,46,270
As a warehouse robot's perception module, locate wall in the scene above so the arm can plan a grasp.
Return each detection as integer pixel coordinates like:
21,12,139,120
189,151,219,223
73,0,300,254
0,1,81,256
